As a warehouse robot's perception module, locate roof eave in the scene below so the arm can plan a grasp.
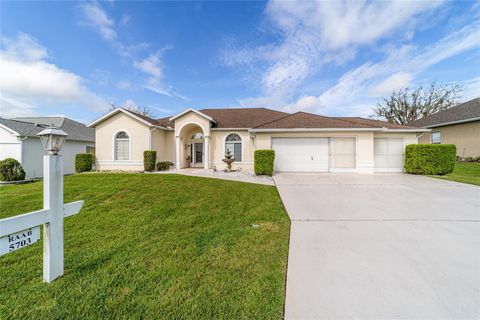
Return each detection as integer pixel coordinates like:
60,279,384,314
420,117,480,128
248,127,430,133
381,128,431,132
249,128,385,133
0,123,20,135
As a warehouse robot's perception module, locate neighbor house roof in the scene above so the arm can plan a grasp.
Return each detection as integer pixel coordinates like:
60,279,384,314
410,98,480,128
1,117,95,142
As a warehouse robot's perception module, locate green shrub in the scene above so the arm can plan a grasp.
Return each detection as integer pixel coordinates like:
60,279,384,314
157,161,173,171
75,153,94,173
404,144,456,175
0,158,26,181
254,150,275,176
144,150,157,172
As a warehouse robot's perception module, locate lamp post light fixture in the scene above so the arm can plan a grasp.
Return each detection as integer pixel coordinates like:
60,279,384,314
36,127,68,155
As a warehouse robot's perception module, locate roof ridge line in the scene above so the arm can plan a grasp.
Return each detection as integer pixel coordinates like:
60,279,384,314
252,111,296,128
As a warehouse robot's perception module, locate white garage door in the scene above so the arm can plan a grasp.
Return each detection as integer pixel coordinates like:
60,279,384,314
272,138,329,172
374,138,404,172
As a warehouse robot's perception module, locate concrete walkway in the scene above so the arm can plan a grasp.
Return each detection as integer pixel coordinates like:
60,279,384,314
274,173,480,319
152,168,274,185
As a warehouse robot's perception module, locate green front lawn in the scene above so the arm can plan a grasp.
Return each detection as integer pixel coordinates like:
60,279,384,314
430,162,480,186
0,174,290,319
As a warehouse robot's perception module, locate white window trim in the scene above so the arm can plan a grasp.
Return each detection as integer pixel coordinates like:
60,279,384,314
112,129,132,161
224,132,244,163
431,132,441,144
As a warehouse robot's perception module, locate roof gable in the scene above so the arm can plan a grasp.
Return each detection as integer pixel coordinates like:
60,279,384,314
88,108,162,128
1,117,94,142
169,108,216,123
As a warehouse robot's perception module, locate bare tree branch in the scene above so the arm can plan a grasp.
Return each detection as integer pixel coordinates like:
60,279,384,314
372,83,462,125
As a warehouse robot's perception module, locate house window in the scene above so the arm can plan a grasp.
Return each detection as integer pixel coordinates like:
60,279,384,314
86,146,96,155
115,131,130,160
191,132,204,140
432,132,441,144
225,133,242,161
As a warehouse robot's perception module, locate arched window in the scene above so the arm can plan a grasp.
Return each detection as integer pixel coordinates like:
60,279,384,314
114,131,130,160
225,133,242,161
191,132,204,140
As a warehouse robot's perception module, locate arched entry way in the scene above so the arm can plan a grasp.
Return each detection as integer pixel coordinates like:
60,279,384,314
175,123,209,169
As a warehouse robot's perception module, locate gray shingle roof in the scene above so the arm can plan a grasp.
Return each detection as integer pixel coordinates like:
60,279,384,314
410,98,480,128
1,117,94,142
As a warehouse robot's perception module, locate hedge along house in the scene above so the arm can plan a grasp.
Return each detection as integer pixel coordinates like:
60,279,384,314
0,117,95,178
88,107,429,173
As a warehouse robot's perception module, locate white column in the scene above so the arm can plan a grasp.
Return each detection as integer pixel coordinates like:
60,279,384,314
175,136,181,169
43,154,64,283
204,136,210,170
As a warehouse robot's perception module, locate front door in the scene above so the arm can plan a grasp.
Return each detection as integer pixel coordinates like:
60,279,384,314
193,142,203,165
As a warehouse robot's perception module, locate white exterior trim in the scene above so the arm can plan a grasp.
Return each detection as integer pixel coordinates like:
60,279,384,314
169,108,217,123
384,128,431,132
211,128,249,131
422,117,480,128
88,108,167,129
250,127,428,133
97,160,143,165
0,123,19,135
112,129,132,161
251,128,384,133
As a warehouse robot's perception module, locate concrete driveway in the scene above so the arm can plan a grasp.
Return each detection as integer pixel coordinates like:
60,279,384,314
274,173,480,319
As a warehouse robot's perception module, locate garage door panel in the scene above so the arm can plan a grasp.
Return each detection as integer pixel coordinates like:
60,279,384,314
273,138,329,172
332,138,356,169
374,138,404,172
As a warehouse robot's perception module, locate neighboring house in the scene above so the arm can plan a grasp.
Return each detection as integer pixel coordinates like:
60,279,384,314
88,107,428,174
0,117,95,178
411,98,480,157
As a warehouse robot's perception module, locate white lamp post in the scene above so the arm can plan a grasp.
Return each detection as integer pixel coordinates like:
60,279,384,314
37,127,68,282
0,127,83,283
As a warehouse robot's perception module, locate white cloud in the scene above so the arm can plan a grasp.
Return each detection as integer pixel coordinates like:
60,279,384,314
120,14,131,26
224,0,446,107
79,2,116,41
283,19,480,115
116,80,132,90
121,99,138,109
0,34,109,118
134,50,172,96
371,72,413,96
78,3,185,100
463,76,480,101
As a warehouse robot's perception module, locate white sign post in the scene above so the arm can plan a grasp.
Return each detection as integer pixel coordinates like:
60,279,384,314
0,128,84,283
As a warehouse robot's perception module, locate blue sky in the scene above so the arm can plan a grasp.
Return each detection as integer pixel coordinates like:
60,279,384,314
1,0,479,123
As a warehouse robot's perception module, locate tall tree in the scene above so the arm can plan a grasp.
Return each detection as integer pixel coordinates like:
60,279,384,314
373,83,462,125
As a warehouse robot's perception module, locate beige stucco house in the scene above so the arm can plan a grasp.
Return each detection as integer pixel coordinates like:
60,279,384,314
88,107,428,174
412,98,480,158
